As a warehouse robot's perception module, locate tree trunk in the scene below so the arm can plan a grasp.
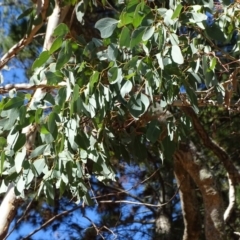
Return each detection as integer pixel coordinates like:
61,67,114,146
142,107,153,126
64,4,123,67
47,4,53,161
174,142,225,240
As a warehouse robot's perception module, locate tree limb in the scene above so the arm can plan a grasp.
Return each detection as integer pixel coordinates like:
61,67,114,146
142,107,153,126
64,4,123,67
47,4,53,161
22,205,83,239
181,107,240,184
0,0,50,70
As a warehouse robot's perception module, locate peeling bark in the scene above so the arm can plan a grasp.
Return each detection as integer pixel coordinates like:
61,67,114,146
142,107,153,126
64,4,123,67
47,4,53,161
175,142,225,240
0,183,22,239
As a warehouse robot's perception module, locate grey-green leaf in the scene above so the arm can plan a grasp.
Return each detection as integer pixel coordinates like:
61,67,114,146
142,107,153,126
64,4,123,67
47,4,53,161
171,45,184,64
95,18,119,38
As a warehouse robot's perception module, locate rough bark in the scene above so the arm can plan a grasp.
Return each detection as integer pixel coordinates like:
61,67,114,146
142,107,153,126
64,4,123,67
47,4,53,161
174,151,201,240
175,142,225,240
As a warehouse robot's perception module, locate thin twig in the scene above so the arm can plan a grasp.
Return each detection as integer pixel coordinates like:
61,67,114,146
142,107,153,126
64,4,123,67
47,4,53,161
21,205,82,239
0,0,50,69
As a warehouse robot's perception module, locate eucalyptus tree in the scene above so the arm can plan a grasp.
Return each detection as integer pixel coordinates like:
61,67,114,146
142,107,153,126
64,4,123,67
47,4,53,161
0,0,240,239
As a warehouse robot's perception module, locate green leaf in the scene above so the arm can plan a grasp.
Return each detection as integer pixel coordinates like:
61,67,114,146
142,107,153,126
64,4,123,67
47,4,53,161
185,85,199,113
45,71,63,85
13,133,26,152
44,92,55,105
45,181,55,204
133,3,151,28
53,23,69,37
130,27,145,48
40,125,50,134
142,26,155,41
75,131,89,150
3,97,24,110
95,18,119,38
66,161,73,183
32,158,45,176
171,45,184,64
118,0,139,27
202,56,217,88
19,106,27,125
161,136,176,161
107,44,118,61
35,108,43,124
171,4,183,19
128,93,150,119
0,151,5,175
119,26,131,48
90,71,99,94
146,120,162,143
120,80,133,98
48,112,58,139
16,175,26,194
56,87,67,107
73,85,80,101
75,1,85,23
32,51,50,70
208,57,217,72
49,37,63,54
14,148,26,173
17,7,33,20
156,53,164,69
205,23,226,42
0,137,7,149
108,67,123,84
56,40,72,70
158,27,165,51
30,145,47,159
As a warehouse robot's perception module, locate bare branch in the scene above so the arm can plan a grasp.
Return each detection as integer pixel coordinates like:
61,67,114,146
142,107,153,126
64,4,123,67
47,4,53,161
22,205,82,239
0,83,65,93
0,0,50,69
224,174,236,223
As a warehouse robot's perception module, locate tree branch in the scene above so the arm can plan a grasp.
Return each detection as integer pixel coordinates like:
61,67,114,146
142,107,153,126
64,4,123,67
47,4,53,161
22,205,83,239
181,107,240,184
224,174,235,223
0,0,50,70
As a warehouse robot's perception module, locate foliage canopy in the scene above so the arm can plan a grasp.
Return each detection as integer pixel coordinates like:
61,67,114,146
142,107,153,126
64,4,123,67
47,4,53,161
1,0,240,239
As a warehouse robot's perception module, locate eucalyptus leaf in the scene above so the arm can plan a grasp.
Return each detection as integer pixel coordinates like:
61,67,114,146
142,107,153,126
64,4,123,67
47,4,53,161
95,18,119,38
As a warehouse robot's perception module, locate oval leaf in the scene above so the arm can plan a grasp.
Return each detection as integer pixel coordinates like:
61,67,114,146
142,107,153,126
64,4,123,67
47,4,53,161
95,18,119,38
171,45,184,64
